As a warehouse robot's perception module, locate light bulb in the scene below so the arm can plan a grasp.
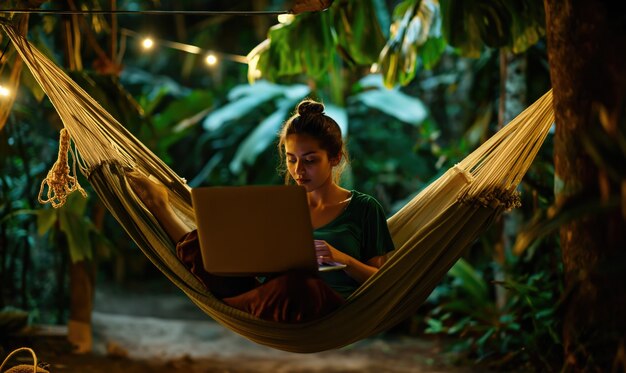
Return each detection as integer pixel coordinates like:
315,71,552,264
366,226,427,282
142,38,154,50
278,14,295,24
0,85,10,97
205,54,218,66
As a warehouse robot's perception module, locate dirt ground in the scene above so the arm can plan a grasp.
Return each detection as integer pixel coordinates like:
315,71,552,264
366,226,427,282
3,279,475,373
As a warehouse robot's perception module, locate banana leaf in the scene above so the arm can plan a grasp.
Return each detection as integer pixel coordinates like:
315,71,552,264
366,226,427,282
376,0,443,88
441,0,545,57
203,81,307,131
333,0,386,65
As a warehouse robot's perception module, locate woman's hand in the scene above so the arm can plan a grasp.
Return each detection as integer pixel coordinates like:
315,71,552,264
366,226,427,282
126,171,169,210
314,239,381,284
314,240,350,266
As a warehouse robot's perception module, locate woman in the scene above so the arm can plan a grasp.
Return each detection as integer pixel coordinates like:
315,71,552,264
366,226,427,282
127,99,395,322
280,99,395,299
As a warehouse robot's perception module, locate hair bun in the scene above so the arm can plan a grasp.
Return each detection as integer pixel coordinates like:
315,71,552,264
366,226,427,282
297,100,324,116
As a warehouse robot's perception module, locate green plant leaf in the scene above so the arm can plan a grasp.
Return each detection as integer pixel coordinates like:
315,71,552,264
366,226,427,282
477,327,495,346
229,101,293,174
334,0,387,65
0,209,37,226
448,258,489,302
447,316,473,334
63,191,88,216
502,0,546,53
36,208,57,236
202,81,289,131
92,228,117,259
441,0,485,58
59,210,92,263
324,103,349,137
376,0,444,87
442,0,545,57
425,317,445,333
353,75,427,125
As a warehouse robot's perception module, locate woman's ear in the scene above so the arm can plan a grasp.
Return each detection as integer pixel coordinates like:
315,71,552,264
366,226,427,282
330,153,341,167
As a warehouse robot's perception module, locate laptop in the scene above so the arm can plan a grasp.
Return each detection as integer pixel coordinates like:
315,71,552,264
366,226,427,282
191,185,345,276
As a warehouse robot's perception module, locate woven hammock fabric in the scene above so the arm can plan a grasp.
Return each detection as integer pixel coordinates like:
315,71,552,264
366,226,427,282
2,22,555,353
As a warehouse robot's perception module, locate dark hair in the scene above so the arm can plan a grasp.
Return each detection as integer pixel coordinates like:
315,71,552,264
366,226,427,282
278,99,349,184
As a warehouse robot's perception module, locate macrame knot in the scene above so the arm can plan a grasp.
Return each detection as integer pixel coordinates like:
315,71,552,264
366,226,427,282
459,187,521,211
38,128,87,208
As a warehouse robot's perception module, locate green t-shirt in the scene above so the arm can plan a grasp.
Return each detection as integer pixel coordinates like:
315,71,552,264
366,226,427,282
314,190,395,298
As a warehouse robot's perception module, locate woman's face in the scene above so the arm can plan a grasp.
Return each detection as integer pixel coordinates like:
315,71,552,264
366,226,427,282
285,134,338,192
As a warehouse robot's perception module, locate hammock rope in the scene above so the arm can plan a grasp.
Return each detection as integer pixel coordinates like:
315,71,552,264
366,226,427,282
37,128,87,208
2,22,555,353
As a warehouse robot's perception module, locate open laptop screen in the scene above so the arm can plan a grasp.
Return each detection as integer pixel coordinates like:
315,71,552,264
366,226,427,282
191,185,318,275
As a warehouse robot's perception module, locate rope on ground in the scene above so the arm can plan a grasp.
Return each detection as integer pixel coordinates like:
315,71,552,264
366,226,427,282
0,346,49,373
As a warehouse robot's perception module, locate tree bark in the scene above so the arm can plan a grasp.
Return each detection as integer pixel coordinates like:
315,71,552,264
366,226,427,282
68,260,94,353
544,1,626,370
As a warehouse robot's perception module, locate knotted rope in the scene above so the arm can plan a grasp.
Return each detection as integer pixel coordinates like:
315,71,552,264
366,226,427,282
0,347,49,373
38,128,87,208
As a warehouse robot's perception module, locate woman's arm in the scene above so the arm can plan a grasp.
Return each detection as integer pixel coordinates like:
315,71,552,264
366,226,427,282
366,251,393,268
126,171,189,243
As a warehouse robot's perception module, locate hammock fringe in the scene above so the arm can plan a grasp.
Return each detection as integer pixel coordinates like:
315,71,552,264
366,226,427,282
458,187,522,211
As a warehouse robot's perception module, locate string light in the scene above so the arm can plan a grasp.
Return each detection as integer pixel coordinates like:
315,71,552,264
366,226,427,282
205,54,218,66
141,37,154,50
277,14,295,24
120,28,248,66
0,85,10,97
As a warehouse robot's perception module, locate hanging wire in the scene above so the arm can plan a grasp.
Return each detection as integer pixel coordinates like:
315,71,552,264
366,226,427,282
0,9,290,16
120,28,248,64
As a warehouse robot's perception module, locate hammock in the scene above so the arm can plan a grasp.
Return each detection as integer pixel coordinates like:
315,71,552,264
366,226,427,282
2,23,555,353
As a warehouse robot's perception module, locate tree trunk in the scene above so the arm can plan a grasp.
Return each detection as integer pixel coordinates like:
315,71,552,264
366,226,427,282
544,1,626,370
68,260,94,353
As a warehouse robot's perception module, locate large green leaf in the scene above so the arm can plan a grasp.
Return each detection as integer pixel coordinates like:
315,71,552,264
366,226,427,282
352,75,427,125
257,10,335,80
376,0,444,88
249,0,378,83
448,258,489,303
229,101,293,174
324,103,349,137
202,81,291,131
228,83,312,173
62,190,88,216
59,210,92,263
57,193,93,262
441,0,545,57
300,11,335,79
334,0,387,65
502,0,546,54
153,90,214,150
36,208,57,236
441,0,488,58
